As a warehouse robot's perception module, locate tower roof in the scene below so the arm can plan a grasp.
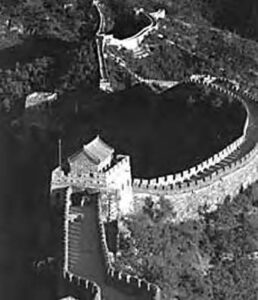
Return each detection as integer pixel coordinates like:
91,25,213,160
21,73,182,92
83,135,114,164
68,136,114,168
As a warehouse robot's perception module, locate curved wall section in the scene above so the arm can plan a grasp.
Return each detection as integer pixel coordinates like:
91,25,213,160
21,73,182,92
133,77,250,188
132,78,258,221
133,134,246,188
134,143,258,222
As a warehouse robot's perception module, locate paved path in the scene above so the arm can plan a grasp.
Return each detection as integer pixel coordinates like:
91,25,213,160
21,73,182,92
67,199,151,300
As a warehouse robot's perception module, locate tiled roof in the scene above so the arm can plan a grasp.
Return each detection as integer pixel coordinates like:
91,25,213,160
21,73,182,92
83,135,114,164
69,136,114,167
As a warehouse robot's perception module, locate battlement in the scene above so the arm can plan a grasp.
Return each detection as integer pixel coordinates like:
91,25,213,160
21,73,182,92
133,140,257,196
95,195,112,272
51,167,107,190
132,134,245,191
64,187,72,273
106,267,161,300
51,155,131,191
132,76,258,197
105,155,130,176
63,271,101,300
92,187,159,299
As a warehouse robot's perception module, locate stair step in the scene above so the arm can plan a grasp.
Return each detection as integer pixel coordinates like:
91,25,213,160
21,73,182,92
69,227,81,233
70,207,83,213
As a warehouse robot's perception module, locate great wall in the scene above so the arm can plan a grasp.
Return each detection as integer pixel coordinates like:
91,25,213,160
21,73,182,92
58,187,161,300
50,2,258,299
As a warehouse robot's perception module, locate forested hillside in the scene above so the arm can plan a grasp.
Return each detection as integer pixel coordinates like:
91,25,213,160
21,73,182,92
0,0,99,115
106,0,258,41
203,0,258,41
105,0,258,97
116,187,258,300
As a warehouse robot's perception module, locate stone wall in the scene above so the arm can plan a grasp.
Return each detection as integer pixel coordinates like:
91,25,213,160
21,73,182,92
94,190,161,300
104,10,156,51
51,167,107,190
133,134,245,188
53,74,258,298
63,271,101,300
106,267,161,300
132,77,258,222
105,155,134,215
63,187,72,273
134,145,258,221
52,155,134,216
96,194,112,272
132,76,250,190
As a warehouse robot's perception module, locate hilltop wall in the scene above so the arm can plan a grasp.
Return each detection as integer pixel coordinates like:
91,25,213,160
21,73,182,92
95,192,161,299
106,267,161,300
61,188,101,299
105,155,134,215
132,76,249,189
134,144,258,221
62,187,161,299
132,78,258,221
62,271,101,300
132,134,245,188
104,12,156,50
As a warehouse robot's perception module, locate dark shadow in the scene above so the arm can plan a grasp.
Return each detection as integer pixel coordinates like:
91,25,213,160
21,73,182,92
0,36,77,70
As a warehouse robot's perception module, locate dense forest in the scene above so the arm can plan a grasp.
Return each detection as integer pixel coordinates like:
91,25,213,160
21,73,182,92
0,0,99,114
203,0,258,41
116,186,258,300
105,0,258,98
0,0,258,114
106,0,258,41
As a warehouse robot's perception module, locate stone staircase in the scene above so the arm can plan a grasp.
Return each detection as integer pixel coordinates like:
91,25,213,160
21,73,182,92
68,206,83,271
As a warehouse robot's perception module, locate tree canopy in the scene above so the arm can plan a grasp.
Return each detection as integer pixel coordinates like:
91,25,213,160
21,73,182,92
116,186,258,300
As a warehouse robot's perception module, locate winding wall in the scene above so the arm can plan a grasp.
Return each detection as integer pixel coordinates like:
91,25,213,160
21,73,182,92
94,0,113,92
104,11,157,50
59,1,258,296
62,187,161,300
133,77,258,221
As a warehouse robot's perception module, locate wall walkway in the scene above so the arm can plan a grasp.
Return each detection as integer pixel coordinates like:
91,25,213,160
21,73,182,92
94,0,113,93
133,78,258,194
63,188,160,300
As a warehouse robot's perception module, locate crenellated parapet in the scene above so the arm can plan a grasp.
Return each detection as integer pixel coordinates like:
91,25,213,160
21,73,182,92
95,195,112,272
133,134,245,189
61,186,161,299
62,270,101,300
51,167,107,190
131,76,258,222
106,267,161,300
134,144,258,194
